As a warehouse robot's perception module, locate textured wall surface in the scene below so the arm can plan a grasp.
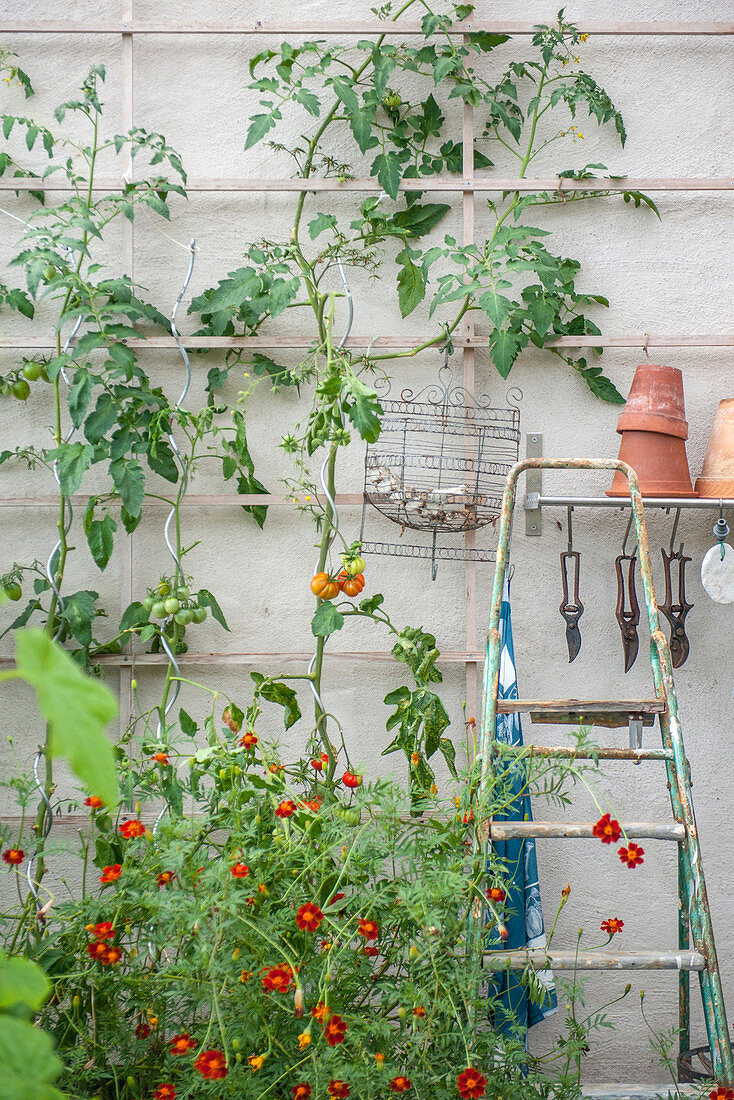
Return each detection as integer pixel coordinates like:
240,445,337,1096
1,0,733,1085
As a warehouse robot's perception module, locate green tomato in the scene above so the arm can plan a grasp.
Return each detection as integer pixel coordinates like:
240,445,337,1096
11,379,30,401
3,581,22,602
345,555,365,576
43,264,57,281
174,608,193,626
22,360,43,382
176,585,190,599
192,606,207,623
143,595,155,612
157,581,171,597
151,600,167,619
164,597,180,615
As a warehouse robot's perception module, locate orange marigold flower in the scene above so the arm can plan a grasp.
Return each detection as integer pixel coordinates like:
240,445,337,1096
375,1053,385,1066
275,800,296,818
87,941,109,961
99,864,122,883
487,886,506,904
269,763,284,774
239,731,258,750
328,1081,350,1099
457,1067,487,1099
412,1006,425,1018
618,842,645,868
135,1022,151,1040
390,1077,412,1093
357,917,379,941
363,945,379,958
248,1054,265,1071
88,921,115,940
323,1014,347,1047
169,1032,197,1055
258,883,269,894
592,813,621,845
601,917,624,936
231,862,250,878
240,970,252,983
2,849,24,865
119,819,146,838
84,796,104,809
262,965,293,993
157,871,175,887
194,1049,228,1080
297,1031,312,1049
153,1086,176,1100
151,751,170,765
311,1001,329,1023
99,945,122,966
709,1089,734,1100
410,753,420,765
296,903,324,933
292,1085,312,1100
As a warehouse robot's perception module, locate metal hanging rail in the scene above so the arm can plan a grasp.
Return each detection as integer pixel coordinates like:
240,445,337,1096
2,20,734,35
525,495,734,510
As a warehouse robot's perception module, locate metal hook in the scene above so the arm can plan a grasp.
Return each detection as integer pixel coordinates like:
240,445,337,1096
621,512,635,557
566,505,574,554
668,507,682,555
713,499,729,560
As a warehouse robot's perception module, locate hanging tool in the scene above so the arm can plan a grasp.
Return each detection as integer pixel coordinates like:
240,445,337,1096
659,509,692,669
559,506,583,662
615,513,640,672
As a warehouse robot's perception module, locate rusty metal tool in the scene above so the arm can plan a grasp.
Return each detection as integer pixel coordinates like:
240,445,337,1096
659,510,692,669
615,515,640,672
559,506,583,662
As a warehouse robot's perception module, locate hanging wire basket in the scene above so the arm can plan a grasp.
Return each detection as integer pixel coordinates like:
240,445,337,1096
359,357,521,576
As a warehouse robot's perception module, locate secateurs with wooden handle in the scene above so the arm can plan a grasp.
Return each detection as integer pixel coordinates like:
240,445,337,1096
659,511,692,669
615,516,640,672
559,506,583,662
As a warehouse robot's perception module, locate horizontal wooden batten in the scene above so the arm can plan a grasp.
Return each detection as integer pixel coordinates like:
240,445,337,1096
496,699,665,715
487,820,685,841
0,649,484,669
492,743,674,762
2,20,733,35
0,492,364,508
482,949,706,971
2,176,734,193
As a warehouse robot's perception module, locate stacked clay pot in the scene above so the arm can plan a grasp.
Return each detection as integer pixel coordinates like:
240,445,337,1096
695,399,734,497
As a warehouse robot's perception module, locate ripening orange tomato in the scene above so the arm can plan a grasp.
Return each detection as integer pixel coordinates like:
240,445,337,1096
310,572,340,600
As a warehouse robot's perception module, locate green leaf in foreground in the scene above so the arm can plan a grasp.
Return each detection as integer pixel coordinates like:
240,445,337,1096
13,629,119,807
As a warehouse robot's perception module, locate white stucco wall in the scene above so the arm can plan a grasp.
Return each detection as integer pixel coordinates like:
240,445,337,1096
1,0,733,1086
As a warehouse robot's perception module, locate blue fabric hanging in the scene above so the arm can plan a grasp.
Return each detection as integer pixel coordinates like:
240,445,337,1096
486,577,557,1034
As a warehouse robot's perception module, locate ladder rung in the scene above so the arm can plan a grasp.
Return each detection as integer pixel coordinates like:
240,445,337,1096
582,1088,700,1099
487,821,685,841
497,699,665,728
492,744,673,761
482,949,705,971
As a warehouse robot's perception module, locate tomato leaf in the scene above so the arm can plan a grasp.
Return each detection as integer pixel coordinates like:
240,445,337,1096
311,602,344,638
13,628,119,807
84,512,117,570
396,247,426,318
392,203,450,239
344,373,383,443
250,673,301,729
46,441,93,495
438,736,458,778
179,707,198,737
119,601,150,633
197,588,230,631
371,151,403,200
110,457,145,517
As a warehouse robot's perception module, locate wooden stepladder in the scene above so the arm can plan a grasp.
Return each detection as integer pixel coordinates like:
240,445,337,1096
476,457,733,1092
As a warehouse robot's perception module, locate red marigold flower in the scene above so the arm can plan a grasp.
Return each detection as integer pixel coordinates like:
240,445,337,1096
119,819,146,838
99,945,122,966
323,1014,347,1047
358,917,379,941
262,965,293,993
311,1001,329,1023
592,813,622,845
328,1081,350,1099
135,1021,151,1040
239,730,258,749
99,864,123,883
363,945,379,958
157,871,175,887
231,862,250,878
84,796,104,809
169,1032,197,1055
2,849,24,865
292,1086,312,1100
154,1087,176,1100
87,941,109,961
601,917,624,936
194,1049,228,1080
327,892,346,909
618,842,645,868
275,800,296,818
457,1067,487,1099
88,921,115,940
486,886,506,903
296,903,324,933
709,1088,734,1100
412,1006,426,1018
390,1077,412,1093
151,751,170,765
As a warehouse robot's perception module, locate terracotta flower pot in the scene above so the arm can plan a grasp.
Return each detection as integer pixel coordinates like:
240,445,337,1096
695,399,734,497
616,364,689,439
607,430,698,497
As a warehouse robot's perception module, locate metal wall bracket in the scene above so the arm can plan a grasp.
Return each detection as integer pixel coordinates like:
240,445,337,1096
525,432,542,536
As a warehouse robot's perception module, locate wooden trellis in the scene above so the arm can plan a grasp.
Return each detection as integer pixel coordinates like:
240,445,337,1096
1,11,733,739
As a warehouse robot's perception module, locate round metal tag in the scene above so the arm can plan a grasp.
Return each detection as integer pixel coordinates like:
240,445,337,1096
701,542,734,604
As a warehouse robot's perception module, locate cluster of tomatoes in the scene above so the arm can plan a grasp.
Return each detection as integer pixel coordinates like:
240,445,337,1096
310,551,366,601
1,356,51,401
143,579,208,627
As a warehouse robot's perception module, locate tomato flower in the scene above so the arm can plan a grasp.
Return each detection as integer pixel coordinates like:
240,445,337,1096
487,886,506,903
87,921,115,940
119,819,146,838
157,870,175,887
390,1077,412,1092
230,862,250,878
618,842,645,868
239,731,258,750
328,1081,350,1099
169,1033,197,1055
150,751,170,765
275,800,297,818
358,917,379,941
2,849,24,865
99,864,122,883
153,1086,176,1100
457,1067,487,1098
194,1049,228,1080
601,917,624,936
262,965,293,993
84,796,104,809
323,1014,348,1046
296,903,324,932
292,1085,312,1100
311,1001,329,1023
592,813,622,844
